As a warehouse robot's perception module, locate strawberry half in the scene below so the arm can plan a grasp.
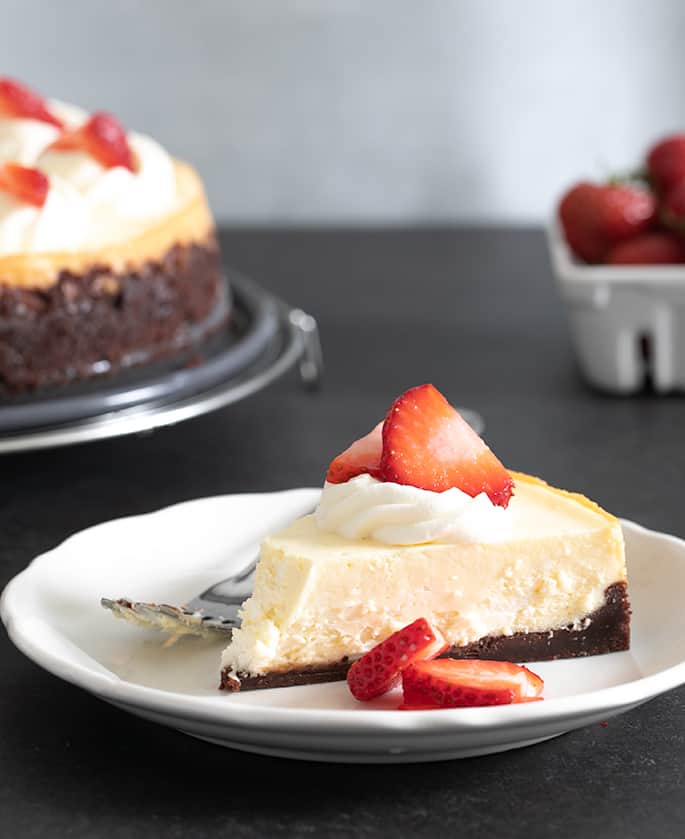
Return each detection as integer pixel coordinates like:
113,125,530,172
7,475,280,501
400,659,544,710
0,77,63,128
380,384,514,506
50,111,135,171
326,421,382,484
0,162,49,207
347,618,448,701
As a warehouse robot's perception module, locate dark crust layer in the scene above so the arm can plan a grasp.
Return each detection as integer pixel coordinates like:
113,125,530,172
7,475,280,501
220,581,630,692
0,236,227,392
221,660,352,692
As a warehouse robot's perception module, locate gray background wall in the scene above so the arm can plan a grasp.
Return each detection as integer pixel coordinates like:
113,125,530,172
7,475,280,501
6,0,685,225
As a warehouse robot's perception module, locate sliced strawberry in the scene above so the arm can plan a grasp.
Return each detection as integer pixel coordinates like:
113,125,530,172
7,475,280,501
0,162,49,207
380,384,513,506
50,111,135,171
347,618,447,701
0,77,63,128
326,421,382,484
400,659,544,710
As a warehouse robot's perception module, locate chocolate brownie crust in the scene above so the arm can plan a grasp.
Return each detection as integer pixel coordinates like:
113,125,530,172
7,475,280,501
0,237,227,392
221,581,630,692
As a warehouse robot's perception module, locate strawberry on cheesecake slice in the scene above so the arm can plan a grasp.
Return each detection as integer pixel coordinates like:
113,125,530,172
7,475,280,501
220,384,629,691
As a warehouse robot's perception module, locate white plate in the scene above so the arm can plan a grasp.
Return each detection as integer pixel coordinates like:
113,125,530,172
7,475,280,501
2,490,685,764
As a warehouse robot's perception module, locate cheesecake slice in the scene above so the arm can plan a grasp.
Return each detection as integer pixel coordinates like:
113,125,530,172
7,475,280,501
220,472,628,690
221,384,629,692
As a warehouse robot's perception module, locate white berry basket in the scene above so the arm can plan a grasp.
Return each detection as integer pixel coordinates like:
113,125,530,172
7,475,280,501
547,220,685,394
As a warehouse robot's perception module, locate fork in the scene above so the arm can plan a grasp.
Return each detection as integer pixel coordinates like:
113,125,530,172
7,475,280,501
101,555,257,639
99,505,322,639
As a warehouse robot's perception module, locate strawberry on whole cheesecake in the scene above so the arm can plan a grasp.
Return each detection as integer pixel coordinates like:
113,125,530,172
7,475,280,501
0,77,63,128
46,112,136,172
220,384,629,692
0,162,48,208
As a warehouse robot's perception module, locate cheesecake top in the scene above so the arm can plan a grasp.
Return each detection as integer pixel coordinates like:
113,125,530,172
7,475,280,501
267,472,618,556
315,473,514,545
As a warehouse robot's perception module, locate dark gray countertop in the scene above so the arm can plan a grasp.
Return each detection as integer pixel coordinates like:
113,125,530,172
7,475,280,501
2,228,684,838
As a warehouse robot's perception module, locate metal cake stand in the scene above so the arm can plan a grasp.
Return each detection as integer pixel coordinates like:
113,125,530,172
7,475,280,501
0,271,323,454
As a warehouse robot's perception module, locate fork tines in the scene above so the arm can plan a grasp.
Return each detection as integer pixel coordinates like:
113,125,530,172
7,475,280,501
100,597,234,639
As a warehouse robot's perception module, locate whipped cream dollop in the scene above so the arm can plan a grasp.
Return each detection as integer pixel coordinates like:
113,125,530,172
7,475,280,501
0,100,178,255
0,182,87,254
315,474,513,546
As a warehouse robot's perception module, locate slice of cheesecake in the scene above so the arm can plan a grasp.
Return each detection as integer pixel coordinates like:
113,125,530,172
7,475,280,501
220,472,628,691
220,384,629,692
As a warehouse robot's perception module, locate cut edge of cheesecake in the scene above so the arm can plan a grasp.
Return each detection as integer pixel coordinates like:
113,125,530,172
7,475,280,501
221,581,630,691
221,472,630,692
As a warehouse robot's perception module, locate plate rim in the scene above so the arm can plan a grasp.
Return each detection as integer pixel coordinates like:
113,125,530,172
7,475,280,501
2,489,685,738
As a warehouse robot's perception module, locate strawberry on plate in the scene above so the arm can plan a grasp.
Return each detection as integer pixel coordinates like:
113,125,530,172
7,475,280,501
558,181,656,264
347,617,447,701
0,162,49,208
326,422,382,484
647,134,685,193
0,77,63,128
380,384,514,506
50,111,135,171
400,659,544,710
606,231,685,265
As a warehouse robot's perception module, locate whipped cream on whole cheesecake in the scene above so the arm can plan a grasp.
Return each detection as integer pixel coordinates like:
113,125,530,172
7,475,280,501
315,474,513,545
0,182,87,253
0,118,60,166
0,100,179,255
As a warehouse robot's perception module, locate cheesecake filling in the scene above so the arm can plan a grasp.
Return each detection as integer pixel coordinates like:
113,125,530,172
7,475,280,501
315,474,513,545
0,100,179,255
221,477,627,679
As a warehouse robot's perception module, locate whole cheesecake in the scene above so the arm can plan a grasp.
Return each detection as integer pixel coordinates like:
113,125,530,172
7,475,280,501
221,385,630,691
0,78,228,392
